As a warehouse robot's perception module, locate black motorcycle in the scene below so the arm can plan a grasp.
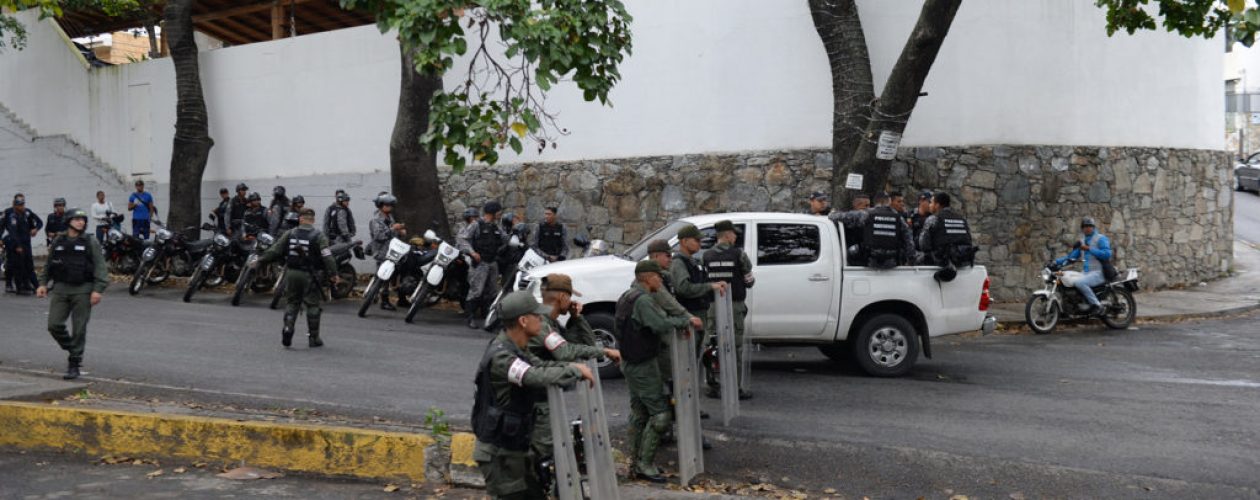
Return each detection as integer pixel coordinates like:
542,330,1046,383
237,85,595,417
129,221,211,295
231,231,281,306
183,229,234,303
1024,258,1140,334
103,226,146,276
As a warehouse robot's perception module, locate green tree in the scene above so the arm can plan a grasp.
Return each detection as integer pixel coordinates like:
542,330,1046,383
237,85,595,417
1,0,61,52
340,0,632,236
1096,0,1257,44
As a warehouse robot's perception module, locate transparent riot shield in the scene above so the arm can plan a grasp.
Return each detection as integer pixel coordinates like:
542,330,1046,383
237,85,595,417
671,326,705,485
546,386,583,500
714,290,740,425
740,334,752,393
577,359,619,499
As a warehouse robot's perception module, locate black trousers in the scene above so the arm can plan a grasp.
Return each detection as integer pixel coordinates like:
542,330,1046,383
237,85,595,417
4,240,38,290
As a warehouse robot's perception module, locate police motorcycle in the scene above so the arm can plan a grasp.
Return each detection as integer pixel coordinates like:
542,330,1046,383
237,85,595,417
481,233,546,331
230,229,281,306
182,221,261,303
358,233,436,318
571,226,610,258
1024,254,1139,334
403,230,472,323
103,222,146,275
129,220,213,295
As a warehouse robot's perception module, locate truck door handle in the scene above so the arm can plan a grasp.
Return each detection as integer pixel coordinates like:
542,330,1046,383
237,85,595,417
809,274,830,282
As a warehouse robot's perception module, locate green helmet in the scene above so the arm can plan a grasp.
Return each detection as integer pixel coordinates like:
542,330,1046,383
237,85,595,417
66,207,89,222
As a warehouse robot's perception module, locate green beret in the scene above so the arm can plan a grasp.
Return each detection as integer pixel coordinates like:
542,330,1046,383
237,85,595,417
676,224,702,240
714,220,735,233
634,260,664,275
499,291,551,321
647,239,671,254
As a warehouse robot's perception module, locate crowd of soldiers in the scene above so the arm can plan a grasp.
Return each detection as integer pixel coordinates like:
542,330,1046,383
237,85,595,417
808,189,976,273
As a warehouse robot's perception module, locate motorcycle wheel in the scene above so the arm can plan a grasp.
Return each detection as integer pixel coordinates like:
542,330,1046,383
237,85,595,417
358,277,381,318
147,260,171,284
231,267,254,306
1024,294,1060,335
333,265,357,300
120,255,139,275
129,261,150,296
404,282,432,323
1100,288,1136,330
183,267,204,303
269,274,287,310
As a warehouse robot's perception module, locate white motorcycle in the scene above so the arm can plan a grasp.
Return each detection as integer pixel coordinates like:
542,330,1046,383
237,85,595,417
404,230,472,323
481,235,551,331
358,236,415,318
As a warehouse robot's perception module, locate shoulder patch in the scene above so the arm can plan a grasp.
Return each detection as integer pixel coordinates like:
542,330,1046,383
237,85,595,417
320,248,333,257
544,332,567,352
507,357,531,386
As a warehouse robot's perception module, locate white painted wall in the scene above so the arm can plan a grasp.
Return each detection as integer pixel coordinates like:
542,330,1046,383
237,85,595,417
0,0,1225,186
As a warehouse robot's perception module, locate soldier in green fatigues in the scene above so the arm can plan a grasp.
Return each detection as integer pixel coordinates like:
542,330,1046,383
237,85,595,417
702,220,754,400
645,239,700,386
473,291,595,500
36,208,108,380
253,209,340,348
669,224,726,355
527,274,621,478
616,261,703,482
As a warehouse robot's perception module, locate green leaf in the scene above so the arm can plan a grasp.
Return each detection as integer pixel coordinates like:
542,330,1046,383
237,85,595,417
509,136,523,154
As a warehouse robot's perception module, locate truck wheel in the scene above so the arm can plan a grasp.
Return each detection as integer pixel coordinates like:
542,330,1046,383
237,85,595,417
851,314,919,377
585,312,624,380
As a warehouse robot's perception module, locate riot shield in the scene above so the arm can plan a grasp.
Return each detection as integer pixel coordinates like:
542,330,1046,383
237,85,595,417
714,290,740,425
577,359,620,499
546,386,583,500
740,334,752,393
671,326,705,485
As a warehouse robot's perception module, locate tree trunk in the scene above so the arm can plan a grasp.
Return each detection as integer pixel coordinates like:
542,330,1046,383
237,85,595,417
840,0,962,201
808,0,875,208
390,42,449,239
163,0,213,239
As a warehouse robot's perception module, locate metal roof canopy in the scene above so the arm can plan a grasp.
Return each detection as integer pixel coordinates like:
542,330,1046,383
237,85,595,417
57,0,375,47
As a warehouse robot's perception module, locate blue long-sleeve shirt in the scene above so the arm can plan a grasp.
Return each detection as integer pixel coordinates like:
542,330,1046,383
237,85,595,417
1057,233,1112,273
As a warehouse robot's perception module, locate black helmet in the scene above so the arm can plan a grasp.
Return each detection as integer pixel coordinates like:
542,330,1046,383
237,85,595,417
236,183,249,192
502,212,516,227
336,193,351,203
1080,217,1096,228
66,207,89,222
483,201,502,215
377,194,397,206
247,192,261,202
292,195,305,205
53,197,66,206
462,207,479,219
273,186,286,196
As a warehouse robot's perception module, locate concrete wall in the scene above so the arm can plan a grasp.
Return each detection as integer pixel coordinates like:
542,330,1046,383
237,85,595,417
0,0,1225,189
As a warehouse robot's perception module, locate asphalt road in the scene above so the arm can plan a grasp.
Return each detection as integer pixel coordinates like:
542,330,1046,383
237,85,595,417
3,285,1260,498
1235,188,1260,246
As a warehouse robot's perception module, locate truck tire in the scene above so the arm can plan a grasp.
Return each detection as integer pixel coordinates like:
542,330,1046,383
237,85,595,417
850,314,919,377
584,312,624,380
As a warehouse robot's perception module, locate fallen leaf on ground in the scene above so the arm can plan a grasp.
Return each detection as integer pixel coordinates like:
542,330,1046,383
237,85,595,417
146,469,164,479
192,462,208,468
216,466,283,480
950,495,970,500
173,467,187,474
383,484,400,492
824,488,838,494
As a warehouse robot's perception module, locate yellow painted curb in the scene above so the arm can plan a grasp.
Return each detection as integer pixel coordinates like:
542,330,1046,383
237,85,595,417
0,401,434,482
450,432,477,467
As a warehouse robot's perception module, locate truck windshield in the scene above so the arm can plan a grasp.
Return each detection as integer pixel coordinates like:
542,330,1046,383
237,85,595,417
622,220,690,261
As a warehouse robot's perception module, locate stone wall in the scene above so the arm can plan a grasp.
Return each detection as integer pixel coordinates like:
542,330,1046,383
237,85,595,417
439,146,1233,301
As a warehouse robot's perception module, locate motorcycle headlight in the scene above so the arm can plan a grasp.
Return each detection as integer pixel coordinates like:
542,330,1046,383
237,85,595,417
214,234,230,247
156,229,171,243
1042,268,1053,282
107,230,122,244
258,233,275,246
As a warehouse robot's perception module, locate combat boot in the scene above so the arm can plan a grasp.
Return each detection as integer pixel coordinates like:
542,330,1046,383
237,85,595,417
281,312,297,347
380,289,396,311
63,359,81,380
308,316,323,348
466,299,482,329
634,414,669,483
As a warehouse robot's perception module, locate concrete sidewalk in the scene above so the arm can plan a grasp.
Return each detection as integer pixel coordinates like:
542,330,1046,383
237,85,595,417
990,240,1260,326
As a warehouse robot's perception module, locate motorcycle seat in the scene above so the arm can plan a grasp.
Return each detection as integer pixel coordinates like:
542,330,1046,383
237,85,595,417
186,239,213,252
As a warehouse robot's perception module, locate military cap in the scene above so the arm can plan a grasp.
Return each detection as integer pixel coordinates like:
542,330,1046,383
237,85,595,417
299,208,317,218
677,224,702,240
646,239,671,255
714,220,735,233
543,273,582,297
499,291,551,321
809,191,829,201
635,260,664,275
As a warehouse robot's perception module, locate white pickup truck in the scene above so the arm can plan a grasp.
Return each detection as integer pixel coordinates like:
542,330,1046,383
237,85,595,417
520,213,996,377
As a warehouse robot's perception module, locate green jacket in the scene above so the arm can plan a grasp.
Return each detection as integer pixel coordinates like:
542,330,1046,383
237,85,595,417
669,251,711,310
475,332,583,458
258,223,337,275
531,315,604,361
39,233,109,294
630,282,691,343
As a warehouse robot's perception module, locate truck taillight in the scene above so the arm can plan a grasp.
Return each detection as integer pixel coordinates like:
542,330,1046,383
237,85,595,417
979,277,991,311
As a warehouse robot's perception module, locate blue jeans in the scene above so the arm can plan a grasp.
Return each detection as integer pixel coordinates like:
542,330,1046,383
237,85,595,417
132,219,151,240
1074,270,1105,306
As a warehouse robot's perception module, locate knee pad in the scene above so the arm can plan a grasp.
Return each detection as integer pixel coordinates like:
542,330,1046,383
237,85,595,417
648,412,672,433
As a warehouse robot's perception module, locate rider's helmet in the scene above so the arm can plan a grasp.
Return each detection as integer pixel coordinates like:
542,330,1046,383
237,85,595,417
1080,217,1096,228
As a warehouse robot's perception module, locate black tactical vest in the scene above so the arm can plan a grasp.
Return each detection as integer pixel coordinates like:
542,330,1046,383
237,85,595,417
703,244,747,302
671,254,709,312
280,211,300,231
471,340,538,451
537,222,564,256
864,206,905,268
48,235,94,285
928,207,975,266
473,220,503,258
286,227,323,271
616,289,658,364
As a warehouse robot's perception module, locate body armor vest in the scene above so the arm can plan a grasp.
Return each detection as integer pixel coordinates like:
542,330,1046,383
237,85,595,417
48,235,94,285
537,223,564,256
286,227,323,271
864,206,905,268
672,254,710,312
471,340,538,451
928,207,975,266
616,289,658,364
473,220,503,258
703,244,747,302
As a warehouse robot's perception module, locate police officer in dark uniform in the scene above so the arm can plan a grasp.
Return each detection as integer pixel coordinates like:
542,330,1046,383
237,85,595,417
3,194,43,294
830,193,871,266
807,191,833,216
275,195,305,234
228,183,250,236
241,192,269,235
268,186,290,230
910,190,933,245
36,208,108,380
529,207,568,262
918,192,976,273
472,291,594,499
254,209,340,348
45,198,69,246
459,201,506,329
862,192,916,268
324,190,355,245
211,188,231,234
701,220,754,399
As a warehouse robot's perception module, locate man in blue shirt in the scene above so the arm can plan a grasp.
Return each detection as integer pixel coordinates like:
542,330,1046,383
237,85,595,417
127,180,158,240
1055,217,1113,316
